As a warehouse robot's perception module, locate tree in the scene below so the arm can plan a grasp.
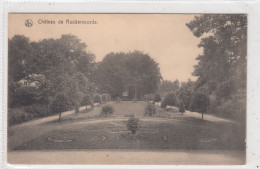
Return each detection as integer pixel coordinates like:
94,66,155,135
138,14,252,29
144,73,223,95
191,92,209,120
8,35,31,82
95,51,162,99
186,14,247,102
50,93,70,122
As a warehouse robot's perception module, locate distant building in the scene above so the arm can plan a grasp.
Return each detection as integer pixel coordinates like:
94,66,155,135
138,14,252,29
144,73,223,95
18,74,45,88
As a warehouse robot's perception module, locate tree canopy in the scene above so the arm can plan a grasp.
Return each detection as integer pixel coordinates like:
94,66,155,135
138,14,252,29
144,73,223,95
95,51,162,98
186,14,247,102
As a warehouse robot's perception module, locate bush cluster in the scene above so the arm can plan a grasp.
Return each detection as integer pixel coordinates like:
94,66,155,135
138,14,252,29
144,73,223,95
81,94,94,108
8,104,52,125
100,105,114,117
23,104,52,118
144,103,156,116
94,94,102,104
161,92,177,108
214,98,246,123
143,94,153,102
8,108,34,125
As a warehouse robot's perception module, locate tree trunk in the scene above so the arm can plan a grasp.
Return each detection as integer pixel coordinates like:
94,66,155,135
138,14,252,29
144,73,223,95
59,112,62,122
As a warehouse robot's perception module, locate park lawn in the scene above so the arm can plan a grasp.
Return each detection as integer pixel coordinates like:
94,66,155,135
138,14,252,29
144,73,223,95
60,101,170,122
12,102,245,150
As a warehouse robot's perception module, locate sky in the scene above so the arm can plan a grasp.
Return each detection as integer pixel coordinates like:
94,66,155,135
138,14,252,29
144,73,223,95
8,14,203,82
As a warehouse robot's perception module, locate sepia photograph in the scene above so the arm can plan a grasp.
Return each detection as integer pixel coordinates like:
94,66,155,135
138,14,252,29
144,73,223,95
7,13,247,165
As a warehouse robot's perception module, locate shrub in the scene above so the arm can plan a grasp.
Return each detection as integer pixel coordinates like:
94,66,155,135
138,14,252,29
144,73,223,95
94,94,102,104
127,116,141,134
8,108,34,125
153,93,162,103
101,105,114,117
214,98,246,123
23,104,51,118
11,86,38,107
161,92,177,108
81,94,94,108
179,101,185,114
144,103,156,116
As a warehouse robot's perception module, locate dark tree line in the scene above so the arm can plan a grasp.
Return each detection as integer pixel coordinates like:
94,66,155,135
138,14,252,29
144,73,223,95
94,51,162,99
8,35,162,124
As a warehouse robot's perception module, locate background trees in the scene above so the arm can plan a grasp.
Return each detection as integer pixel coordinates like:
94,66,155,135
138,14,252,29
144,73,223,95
95,51,162,99
8,34,97,123
158,80,180,98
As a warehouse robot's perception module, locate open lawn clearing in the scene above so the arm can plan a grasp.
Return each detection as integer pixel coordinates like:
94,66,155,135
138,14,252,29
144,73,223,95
12,118,245,150
8,101,245,151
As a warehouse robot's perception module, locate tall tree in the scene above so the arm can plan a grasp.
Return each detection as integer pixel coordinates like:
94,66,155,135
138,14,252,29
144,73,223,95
95,51,162,99
186,14,247,102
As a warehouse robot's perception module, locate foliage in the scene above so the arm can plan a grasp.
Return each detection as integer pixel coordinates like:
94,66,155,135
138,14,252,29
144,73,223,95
100,105,114,117
50,93,70,121
161,92,177,108
143,94,149,102
214,98,246,123
10,86,39,107
8,104,52,125
144,103,157,116
127,116,141,134
176,79,195,110
94,94,102,104
23,104,52,118
186,14,247,101
81,94,94,108
8,34,96,114
153,93,162,103
190,92,210,117
95,51,162,99
147,94,154,102
101,93,111,103
158,80,180,97
8,108,34,125
179,101,185,114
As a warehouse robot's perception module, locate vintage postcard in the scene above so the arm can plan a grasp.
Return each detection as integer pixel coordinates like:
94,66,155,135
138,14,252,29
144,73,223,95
7,13,247,165
1,1,260,169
